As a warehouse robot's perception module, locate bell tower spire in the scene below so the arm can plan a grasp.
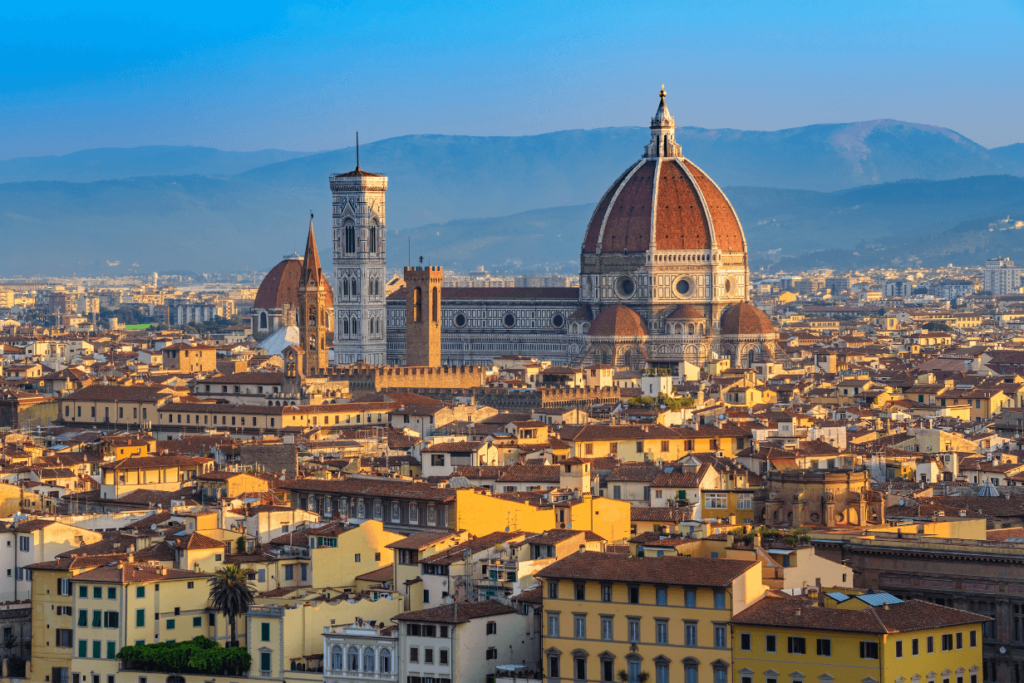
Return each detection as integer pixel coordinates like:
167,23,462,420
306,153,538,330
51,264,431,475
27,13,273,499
644,85,682,159
298,213,329,375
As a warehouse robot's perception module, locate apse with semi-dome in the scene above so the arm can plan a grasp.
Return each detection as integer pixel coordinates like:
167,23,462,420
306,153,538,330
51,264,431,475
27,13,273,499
253,88,780,370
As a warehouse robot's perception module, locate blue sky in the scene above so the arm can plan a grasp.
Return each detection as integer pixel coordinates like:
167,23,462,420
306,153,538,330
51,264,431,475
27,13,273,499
2,0,1023,159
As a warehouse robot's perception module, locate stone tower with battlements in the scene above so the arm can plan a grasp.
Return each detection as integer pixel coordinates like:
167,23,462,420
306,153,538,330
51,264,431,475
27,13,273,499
403,266,442,366
298,216,330,375
331,148,388,366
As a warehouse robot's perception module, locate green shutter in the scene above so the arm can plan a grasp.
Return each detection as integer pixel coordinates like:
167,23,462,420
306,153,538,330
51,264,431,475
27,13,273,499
78,640,87,658
106,642,115,659
261,622,270,641
92,611,101,627
92,641,101,659
167,619,175,630
193,616,202,627
78,610,87,627
136,586,145,598
136,609,145,627
261,652,271,672
79,586,87,598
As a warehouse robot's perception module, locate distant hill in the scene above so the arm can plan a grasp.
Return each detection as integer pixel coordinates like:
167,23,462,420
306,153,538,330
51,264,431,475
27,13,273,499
2,119,1024,275
0,146,312,183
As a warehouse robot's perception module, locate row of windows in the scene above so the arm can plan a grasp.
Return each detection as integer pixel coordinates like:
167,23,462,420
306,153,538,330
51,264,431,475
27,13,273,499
547,613,726,647
547,581,726,608
77,640,117,660
737,629,977,656
407,646,449,665
549,653,721,683
302,495,446,526
327,645,392,673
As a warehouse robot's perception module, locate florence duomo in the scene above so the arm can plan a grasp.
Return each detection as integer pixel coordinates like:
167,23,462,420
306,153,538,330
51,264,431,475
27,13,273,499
8,4,1022,682
257,89,781,374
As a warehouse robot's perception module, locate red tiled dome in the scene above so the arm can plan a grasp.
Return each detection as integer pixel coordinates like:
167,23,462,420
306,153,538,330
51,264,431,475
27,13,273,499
666,304,706,320
581,89,746,256
254,255,334,311
720,303,775,336
588,305,648,338
581,158,745,255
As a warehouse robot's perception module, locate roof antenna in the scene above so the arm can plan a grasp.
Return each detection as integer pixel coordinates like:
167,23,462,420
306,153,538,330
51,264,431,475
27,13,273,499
356,131,360,170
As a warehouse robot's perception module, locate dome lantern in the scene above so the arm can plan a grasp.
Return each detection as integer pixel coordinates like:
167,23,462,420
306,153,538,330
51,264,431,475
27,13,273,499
644,85,682,159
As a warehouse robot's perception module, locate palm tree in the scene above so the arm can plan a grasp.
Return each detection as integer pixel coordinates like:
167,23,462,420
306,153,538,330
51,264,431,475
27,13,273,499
208,565,255,647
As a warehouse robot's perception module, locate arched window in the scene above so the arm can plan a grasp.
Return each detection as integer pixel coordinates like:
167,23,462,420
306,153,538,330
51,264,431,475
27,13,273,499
432,288,439,322
688,323,694,335
379,649,391,674
363,647,375,672
309,306,317,325
748,349,755,367
699,323,705,335
309,335,317,351
343,279,349,296
683,658,699,683
347,647,359,671
352,319,359,335
344,220,356,253
369,227,377,253
331,646,343,671
259,311,267,329
343,319,349,335
412,287,422,322
352,279,358,296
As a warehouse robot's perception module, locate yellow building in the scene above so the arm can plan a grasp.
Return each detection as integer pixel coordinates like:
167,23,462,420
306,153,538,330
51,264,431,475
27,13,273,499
731,590,989,683
69,560,216,682
310,520,404,590
99,455,214,498
537,551,765,683
700,489,756,524
246,594,402,680
25,554,130,683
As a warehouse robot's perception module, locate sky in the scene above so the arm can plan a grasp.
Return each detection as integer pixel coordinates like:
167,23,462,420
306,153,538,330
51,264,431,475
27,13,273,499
2,1,1023,160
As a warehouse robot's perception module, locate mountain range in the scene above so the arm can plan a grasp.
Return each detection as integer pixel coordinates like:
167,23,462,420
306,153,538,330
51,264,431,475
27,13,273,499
1,119,1023,275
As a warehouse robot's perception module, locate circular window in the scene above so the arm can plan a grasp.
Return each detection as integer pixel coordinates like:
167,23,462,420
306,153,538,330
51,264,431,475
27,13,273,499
725,278,733,294
453,313,467,328
552,314,565,328
503,313,516,328
616,277,636,298
674,277,694,298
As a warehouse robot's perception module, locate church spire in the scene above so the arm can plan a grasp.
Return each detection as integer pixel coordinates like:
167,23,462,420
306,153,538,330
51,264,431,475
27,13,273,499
301,212,323,285
644,85,682,159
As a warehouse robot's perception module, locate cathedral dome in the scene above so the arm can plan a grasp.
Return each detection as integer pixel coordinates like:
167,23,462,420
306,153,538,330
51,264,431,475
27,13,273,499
254,255,304,310
720,302,775,336
254,253,334,311
588,304,648,338
581,89,746,256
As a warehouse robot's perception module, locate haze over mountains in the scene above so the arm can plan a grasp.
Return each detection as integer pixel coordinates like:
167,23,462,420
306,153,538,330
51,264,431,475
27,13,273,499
2,119,1023,276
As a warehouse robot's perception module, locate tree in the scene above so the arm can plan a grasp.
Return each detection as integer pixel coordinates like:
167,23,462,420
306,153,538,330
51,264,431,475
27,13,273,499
208,565,255,647
923,321,953,332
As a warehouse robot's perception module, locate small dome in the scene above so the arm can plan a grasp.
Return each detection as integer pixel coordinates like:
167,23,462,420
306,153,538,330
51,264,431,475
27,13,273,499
666,304,706,320
720,303,775,336
588,305,648,338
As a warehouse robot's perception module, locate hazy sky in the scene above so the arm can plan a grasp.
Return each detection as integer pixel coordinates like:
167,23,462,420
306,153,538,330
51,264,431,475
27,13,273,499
3,1,1023,159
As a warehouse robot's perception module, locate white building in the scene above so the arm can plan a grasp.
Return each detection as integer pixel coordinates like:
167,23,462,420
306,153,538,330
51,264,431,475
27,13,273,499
323,618,398,683
984,257,1023,296
397,600,540,683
